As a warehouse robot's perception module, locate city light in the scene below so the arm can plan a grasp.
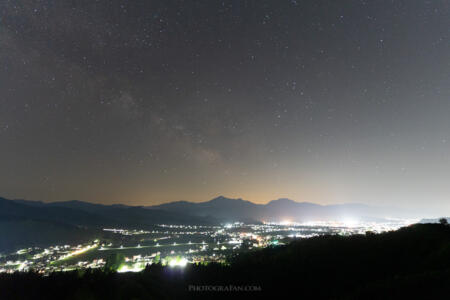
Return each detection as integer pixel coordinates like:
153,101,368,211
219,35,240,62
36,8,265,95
168,257,188,268
342,218,358,228
0,220,413,275
117,263,145,273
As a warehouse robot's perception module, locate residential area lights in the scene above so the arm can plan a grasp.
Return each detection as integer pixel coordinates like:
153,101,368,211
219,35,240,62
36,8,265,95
0,220,411,275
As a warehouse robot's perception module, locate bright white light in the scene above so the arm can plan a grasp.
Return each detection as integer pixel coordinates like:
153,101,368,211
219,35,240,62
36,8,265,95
342,218,358,227
280,220,292,226
168,257,188,268
117,263,145,273
228,239,242,245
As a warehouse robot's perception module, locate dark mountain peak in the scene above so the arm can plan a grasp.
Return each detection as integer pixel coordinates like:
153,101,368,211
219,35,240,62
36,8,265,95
267,198,299,206
269,198,296,203
168,200,191,205
8,198,46,206
62,200,91,205
51,199,93,205
206,196,256,207
49,200,106,210
267,198,323,207
211,195,233,201
209,196,242,203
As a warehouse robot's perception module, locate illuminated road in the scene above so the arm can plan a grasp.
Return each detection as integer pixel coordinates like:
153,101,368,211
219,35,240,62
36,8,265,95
55,244,99,261
98,242,211,251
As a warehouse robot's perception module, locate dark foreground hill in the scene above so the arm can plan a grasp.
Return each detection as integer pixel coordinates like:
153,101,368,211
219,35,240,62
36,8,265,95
1,223,450,299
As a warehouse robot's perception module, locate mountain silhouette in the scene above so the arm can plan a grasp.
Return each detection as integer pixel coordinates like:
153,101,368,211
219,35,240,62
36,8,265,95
150,196,419,222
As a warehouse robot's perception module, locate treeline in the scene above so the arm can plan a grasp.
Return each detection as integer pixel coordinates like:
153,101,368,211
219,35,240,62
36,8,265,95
1,223,450,299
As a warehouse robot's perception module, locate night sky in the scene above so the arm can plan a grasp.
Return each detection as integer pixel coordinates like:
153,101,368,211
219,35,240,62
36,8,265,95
1,1,449,213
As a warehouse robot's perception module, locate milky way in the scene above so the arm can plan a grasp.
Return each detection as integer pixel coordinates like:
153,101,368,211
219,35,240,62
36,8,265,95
0,1,449,212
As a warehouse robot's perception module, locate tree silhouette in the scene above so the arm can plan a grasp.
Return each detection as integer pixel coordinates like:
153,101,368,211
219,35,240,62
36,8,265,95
439,218,448,225
104,253,125,272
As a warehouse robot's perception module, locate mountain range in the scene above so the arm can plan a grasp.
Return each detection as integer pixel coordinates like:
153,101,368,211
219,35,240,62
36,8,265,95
0,195,420,251
148,196,420,223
